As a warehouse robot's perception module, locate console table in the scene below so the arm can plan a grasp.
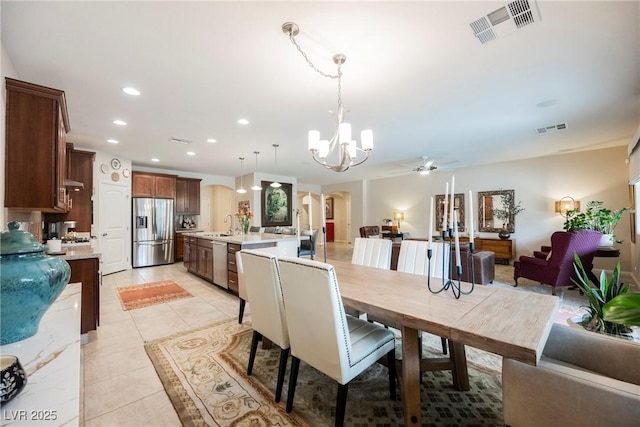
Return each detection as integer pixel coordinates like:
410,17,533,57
474,238,514,264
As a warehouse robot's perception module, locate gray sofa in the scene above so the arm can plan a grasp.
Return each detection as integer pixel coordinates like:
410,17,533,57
503,323,640,426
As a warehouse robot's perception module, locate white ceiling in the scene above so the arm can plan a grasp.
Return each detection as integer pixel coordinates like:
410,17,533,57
2,1,639,186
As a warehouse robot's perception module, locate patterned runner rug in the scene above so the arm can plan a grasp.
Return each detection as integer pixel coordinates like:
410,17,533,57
145,318,504,426
116,280,193,311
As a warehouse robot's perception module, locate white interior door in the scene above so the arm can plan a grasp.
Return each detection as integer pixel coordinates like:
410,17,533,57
99,182,130,275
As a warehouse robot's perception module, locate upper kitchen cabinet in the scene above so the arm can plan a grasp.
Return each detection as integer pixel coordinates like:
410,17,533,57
5,78,70,212
65,144,95,231
131,172,176,198
176,177,202,214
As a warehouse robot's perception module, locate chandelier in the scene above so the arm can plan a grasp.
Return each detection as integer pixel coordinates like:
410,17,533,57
282,22,373,173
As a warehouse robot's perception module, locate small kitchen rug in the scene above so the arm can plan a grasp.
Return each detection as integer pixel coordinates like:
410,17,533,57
116,280,193,311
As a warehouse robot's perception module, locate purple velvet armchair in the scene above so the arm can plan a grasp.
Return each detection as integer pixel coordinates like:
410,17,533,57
513,230,602,295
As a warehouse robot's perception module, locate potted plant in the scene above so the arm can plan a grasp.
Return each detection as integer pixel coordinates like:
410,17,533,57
603,293,640,327
491,191,524,239
572,253,633,337
564,201,629,246
382,218,393,226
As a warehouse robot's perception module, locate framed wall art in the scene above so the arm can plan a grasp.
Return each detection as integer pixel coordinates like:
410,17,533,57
325,196,334,220
261,181,292,227
435,193,465,232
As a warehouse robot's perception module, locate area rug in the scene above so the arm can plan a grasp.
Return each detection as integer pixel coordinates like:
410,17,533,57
116,280,193,311
490,264,586,325
145,318,504,426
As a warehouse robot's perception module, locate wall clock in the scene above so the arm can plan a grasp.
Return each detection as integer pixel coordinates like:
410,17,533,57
100,163,109,174
122,168,130,178
111,158,121,170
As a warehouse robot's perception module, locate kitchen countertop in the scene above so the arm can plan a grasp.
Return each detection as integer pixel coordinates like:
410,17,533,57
184,231,299,245
176,228,204,233
0,283,81,426
46,245,101,261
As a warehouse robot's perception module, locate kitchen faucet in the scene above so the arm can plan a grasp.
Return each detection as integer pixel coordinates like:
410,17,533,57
224,213,233,235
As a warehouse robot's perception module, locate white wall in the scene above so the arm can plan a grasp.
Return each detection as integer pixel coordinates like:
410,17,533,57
361,146,631,272
321,180,365,243
1,40,18,227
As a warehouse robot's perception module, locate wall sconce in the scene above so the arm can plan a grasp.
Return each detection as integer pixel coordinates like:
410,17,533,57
555,196,580,217
394,212,404,230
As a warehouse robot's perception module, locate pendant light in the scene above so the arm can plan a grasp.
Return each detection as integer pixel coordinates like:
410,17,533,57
270,144,282,188
237,157,247,194
251,151,262,191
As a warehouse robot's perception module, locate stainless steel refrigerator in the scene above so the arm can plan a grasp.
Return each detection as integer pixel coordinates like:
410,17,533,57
132,198,175,267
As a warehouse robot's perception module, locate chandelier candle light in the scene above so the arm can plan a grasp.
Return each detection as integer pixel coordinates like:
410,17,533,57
282,22,373,173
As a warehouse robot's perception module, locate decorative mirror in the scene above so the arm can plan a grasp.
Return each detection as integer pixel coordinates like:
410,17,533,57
478,189,516,233
435,193,465,232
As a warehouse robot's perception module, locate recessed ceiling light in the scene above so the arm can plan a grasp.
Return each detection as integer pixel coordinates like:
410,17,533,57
107,139,119,144
113,119,127,126
186,151,196,156
207,138,217,143
151,158,160,162
237,118,249,125
122,87,140,96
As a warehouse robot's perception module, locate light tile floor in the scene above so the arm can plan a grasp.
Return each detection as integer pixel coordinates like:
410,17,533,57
82,242,353,426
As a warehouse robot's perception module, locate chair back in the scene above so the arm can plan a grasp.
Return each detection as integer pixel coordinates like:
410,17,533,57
359,226,381,238
397,239,431,275
298,229,319,257
548,230,602,284
239,249,289,349
351,237,392,269
278,256,353,382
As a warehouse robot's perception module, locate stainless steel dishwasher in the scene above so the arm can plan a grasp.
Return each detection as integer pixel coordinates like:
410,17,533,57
212,240,228,288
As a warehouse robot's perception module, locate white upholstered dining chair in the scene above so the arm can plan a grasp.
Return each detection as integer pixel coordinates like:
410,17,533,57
351,237,392,269
277,256,396,427
238,249,290,403
237,246,279,324
350,237,392,317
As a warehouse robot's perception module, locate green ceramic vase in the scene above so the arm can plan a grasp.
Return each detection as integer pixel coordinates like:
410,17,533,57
0,222,70,345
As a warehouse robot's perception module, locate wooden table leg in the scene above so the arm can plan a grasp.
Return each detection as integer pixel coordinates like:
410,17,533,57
401,325,421,426
448,341,469,391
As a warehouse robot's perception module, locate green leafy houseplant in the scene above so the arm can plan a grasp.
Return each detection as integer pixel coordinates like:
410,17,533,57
603,293,640,327
564,201,629,243
572,253,632,337
491,191,525,227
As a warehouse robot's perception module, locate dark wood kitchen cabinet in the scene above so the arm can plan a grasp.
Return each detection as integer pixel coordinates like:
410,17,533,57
67,257,100,334
176,177,201,214
175,232,185,261
5,78,70,212
63,145,95,231
195,238,213,282
185,236,197,271
131,172,176,198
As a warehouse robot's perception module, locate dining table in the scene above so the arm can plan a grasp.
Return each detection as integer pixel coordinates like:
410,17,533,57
329,259,560,427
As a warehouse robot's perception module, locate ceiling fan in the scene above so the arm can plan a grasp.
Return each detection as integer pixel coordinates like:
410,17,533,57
413,156,437,175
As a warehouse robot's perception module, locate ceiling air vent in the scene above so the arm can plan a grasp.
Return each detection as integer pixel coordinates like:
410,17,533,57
470,0,540,44
536,123,568,134
169,137,192,145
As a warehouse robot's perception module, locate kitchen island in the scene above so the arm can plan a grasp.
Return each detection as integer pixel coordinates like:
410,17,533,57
48,246,101,339
182,232,299,294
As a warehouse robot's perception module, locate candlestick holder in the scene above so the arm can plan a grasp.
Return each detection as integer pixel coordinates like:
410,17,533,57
427,229,475,299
